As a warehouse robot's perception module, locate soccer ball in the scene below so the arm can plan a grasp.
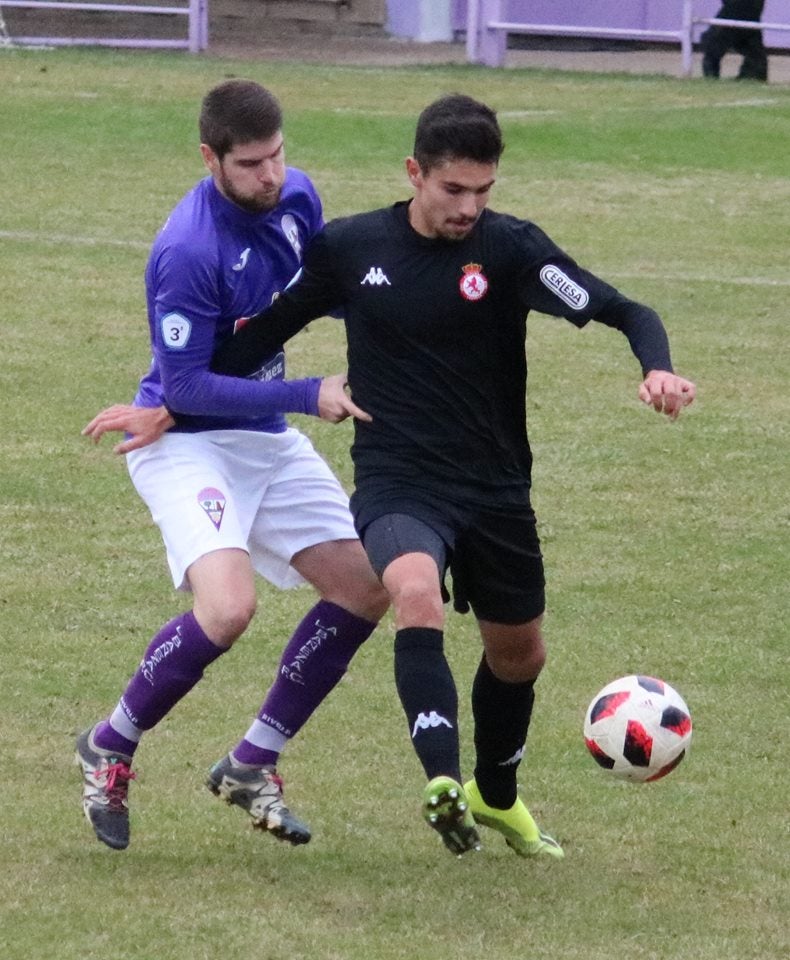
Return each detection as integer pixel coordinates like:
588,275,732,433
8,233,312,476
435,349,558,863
583,675,692,782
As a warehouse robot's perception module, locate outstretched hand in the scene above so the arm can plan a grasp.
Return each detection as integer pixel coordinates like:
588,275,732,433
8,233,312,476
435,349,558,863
82,404,175,454
318,374,372,424
639,370,696,420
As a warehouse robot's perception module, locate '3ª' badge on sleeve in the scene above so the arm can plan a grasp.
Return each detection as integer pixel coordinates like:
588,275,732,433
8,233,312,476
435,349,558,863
161,312,192,349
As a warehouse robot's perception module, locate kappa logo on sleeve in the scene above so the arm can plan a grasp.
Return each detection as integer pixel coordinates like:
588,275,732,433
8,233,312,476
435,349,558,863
539,264,590,310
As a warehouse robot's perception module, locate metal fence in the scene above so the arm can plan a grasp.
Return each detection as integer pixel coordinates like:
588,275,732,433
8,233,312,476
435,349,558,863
465,0,790,73
0,0,208,52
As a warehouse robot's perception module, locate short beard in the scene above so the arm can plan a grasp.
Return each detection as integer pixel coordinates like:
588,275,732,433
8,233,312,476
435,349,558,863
218,172,282,214
438,224,475,242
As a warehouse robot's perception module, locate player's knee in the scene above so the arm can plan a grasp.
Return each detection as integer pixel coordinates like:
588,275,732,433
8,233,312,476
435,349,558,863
525,641,547,678
354,578,390,622
323,568,389,623
485,624,546,682
195,594,257,647
222,600,257,644
389,577,444,627
492,649,545,683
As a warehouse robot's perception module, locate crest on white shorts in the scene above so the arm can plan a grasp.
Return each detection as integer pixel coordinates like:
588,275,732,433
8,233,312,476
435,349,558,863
198,487,226,531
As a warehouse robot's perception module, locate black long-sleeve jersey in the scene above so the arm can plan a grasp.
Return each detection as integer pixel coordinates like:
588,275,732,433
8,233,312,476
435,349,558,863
212,201,673,508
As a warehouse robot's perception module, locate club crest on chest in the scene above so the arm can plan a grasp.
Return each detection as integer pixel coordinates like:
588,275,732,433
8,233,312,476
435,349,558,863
459,263,488,301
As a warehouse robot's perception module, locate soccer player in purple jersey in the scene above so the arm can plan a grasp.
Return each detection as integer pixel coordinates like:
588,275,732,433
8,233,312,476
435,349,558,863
76,79,388,851
95,94,697,862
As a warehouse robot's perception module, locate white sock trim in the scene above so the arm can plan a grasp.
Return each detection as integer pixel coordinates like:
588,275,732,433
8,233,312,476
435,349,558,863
109,704,143,743
242,718,288,754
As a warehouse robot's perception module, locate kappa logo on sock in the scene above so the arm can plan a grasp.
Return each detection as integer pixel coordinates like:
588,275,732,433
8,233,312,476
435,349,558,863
198,487,226,530
498,746,526,767
412,710,453,738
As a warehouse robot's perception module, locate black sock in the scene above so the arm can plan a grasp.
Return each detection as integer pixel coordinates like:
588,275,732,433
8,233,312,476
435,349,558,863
472,655,535,808
394,627,461,782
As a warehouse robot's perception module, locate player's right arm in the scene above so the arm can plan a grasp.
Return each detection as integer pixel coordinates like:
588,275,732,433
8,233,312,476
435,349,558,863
151,238,322,422
84,231,348,452
317,373,371,424
82,404,176,454
82,371,370,455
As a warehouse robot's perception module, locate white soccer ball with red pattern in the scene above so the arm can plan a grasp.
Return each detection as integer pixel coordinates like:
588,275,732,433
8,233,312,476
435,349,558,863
583,675,692,782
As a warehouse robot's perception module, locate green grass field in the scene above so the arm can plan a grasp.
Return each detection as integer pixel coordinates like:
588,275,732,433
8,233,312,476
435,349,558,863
1,46,788,960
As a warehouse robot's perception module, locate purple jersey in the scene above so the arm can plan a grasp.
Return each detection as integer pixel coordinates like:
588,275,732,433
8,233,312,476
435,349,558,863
134,169,324,433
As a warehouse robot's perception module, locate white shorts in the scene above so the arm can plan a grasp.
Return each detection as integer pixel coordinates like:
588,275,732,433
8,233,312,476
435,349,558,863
127,428,357,591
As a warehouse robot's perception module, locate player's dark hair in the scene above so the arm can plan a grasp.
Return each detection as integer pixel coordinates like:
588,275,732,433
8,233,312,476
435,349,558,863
413,94,504,172
199,79,283,159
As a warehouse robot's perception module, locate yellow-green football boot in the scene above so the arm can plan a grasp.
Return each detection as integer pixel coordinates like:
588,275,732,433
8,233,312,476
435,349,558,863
422,776,481,857
464,778,564,859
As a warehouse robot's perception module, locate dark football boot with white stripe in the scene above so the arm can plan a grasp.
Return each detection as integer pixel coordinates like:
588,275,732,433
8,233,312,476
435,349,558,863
206,754,311,845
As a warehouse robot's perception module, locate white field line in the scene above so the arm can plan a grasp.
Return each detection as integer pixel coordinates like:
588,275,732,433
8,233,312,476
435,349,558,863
499,98,785,118
609,270,790,288
324,100,785,120
1,229,787,287
0,229,149,250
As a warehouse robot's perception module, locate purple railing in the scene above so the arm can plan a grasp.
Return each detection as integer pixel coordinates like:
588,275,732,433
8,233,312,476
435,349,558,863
465,0,790,71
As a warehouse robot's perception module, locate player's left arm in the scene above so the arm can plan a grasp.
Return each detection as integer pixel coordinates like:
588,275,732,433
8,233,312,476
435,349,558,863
594,296,696,420
521,234,696,420
637,369,696,421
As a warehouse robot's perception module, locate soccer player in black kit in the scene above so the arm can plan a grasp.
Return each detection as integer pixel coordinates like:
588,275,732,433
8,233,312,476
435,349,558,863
701,1,768,82
122,94,697,858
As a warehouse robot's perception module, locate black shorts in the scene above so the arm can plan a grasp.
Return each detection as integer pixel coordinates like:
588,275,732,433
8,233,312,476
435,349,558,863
355,488,545,625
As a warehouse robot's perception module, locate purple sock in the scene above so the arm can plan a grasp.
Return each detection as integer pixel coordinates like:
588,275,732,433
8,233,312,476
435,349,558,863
94,611,224,756
232,600,376,766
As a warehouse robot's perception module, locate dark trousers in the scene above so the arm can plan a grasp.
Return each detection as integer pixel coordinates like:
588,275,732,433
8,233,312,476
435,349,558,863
701,1,768,81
